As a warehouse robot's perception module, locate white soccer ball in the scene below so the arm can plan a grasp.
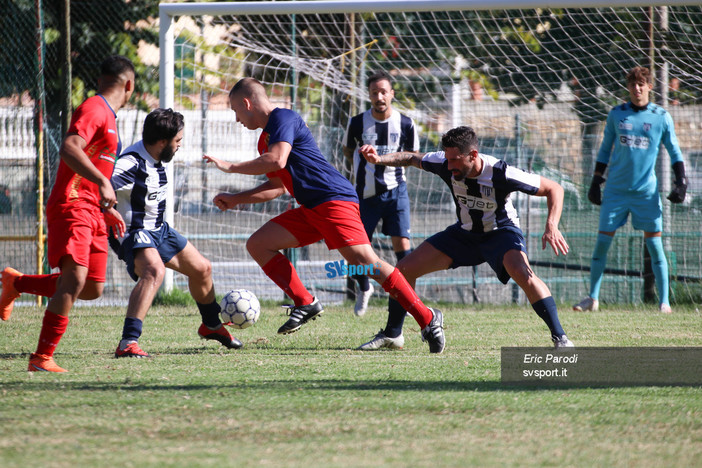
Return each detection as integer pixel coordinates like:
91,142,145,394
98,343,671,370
220,289,261,329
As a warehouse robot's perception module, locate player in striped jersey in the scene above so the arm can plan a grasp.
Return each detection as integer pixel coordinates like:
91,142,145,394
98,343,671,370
357,126,574,350
342,71,419,317
109,108,242,359
573,66,687,314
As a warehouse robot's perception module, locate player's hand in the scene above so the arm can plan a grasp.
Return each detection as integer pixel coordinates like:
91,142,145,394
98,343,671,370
542,226,569,256
203,154,232,173
213,193,238,211
667,177,688,204
98,178,118,210
103,207,126,238
587,175,605,206
359,145,381,164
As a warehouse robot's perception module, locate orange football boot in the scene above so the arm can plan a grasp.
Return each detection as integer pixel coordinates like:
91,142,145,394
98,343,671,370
28,353,68,373
0,267,22,321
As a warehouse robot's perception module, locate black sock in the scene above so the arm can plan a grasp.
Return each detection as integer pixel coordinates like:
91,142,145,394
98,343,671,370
395,249,411,262
531,296,565,339
354,274,370,292
384,298,407,338
122,317,143,342
382,249,412,338
197,299,222,329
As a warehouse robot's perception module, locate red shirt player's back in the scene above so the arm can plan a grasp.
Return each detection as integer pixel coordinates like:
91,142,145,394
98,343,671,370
48,95,120,210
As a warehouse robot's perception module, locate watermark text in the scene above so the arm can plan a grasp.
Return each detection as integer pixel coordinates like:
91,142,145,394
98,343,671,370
324,260,382,278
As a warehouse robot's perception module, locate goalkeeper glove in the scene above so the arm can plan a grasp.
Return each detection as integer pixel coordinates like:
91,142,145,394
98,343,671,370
667,177,688,204
588,175,605,206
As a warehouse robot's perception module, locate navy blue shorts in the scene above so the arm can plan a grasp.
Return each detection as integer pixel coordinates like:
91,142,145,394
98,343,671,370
118,223,188,282
425,223,527,284
359,183,411,241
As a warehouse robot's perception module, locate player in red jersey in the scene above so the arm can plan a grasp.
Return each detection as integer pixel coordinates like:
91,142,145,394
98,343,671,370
204,78,446,353
0,55,134,372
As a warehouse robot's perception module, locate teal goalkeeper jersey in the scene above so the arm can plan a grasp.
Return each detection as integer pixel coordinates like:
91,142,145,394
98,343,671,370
597,102,684,195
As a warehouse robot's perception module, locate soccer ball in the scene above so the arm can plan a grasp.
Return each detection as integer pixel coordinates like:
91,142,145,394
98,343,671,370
220,289,261,329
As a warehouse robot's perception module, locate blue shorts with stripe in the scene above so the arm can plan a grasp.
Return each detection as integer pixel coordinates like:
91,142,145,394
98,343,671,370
114,222,188,282
425,223,527,284
359,183,411,240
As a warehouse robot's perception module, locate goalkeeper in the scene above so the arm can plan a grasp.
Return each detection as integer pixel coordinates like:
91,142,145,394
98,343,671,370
573,66,687,314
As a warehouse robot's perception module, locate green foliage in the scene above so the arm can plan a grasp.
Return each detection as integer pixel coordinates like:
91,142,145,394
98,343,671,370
173,26,246,110
671,281,702,305
152,287,196,307
460,69,500,101
0,0,35,97
0,0,160,116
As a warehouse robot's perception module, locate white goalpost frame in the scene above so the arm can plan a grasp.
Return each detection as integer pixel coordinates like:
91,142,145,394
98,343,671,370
157,0,698,293
159,7,176,292
159,0,699,16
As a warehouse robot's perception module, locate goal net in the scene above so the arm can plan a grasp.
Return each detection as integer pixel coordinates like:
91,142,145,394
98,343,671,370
154,0,702,306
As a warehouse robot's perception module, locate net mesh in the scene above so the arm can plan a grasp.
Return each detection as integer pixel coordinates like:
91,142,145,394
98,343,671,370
155,6,702,305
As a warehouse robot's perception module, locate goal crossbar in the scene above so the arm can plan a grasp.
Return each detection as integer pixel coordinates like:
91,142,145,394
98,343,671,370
160,0,702,16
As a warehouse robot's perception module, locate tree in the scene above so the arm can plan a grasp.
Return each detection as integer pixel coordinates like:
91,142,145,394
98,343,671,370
0,0,160,114
0,0,36,101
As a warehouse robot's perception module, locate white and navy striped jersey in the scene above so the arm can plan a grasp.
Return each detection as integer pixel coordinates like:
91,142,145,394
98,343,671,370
343,109,419,199
111,140,169,238
421,151,541,233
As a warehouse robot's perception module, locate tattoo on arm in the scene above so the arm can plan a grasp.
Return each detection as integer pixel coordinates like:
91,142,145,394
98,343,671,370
378,152,423,168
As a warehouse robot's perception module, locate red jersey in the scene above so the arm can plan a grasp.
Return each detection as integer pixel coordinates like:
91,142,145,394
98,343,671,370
47,95,120,210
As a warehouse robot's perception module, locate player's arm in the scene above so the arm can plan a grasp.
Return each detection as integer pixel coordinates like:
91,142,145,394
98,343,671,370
342,146,355,163
204,142,291,176
587,161,608,206
595,111,616,167
213,177,286,212
359,144,424,169
588,112,617,206
103,207,126,238
341,118,356,164
202,154,237,173
59,133,117,208
662,114,688,204
534,176,569,256
106,156,137,238
667,161,688,203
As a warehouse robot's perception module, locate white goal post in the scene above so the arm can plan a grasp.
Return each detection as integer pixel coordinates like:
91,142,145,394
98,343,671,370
156,0,702,305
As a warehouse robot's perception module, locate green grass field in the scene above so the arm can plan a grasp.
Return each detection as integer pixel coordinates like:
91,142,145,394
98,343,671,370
1,301,701,468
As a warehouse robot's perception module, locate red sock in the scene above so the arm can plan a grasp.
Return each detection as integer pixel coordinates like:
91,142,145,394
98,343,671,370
262,253,314,306
35,310,69,357
381,268,432,328
15,273,59,297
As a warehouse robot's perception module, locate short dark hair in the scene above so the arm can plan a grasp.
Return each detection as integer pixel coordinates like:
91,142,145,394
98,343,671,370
441,126,478,154
626,66,653,86
367,70,393,89
100,55,135,79
142,108,184,145
229,77,265,98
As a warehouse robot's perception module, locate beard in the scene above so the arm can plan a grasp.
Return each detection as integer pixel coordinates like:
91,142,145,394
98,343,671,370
372,101,387,112
159,145,175,163
451,169,468,181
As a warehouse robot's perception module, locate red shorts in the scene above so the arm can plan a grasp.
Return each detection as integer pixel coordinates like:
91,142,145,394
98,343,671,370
47,203,108,282
271,200,370,250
